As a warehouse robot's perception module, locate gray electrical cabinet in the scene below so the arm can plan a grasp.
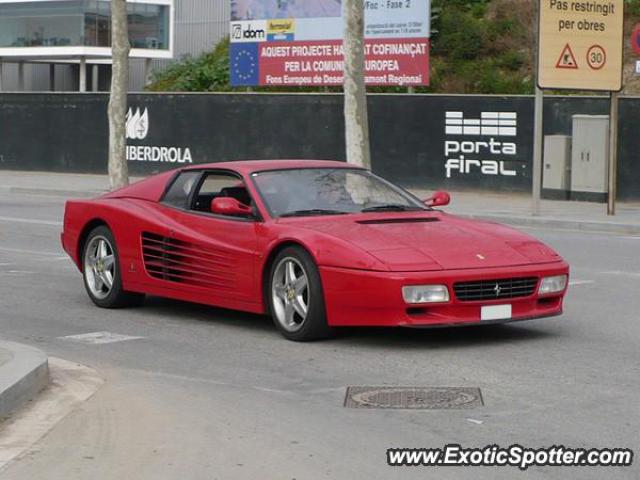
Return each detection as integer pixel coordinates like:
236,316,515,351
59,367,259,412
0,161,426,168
570,115,609,195
543,135,572,191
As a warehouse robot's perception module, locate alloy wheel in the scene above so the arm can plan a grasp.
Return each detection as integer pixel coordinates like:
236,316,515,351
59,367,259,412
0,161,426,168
84,236,116,300
271,257,310,332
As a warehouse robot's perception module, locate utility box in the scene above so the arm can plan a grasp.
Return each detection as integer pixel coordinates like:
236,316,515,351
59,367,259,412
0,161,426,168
543,135,572,191
571,115,609,199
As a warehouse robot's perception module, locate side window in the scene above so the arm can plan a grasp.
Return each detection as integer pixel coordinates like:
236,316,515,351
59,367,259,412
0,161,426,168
162,171,200,209
192,172,253,212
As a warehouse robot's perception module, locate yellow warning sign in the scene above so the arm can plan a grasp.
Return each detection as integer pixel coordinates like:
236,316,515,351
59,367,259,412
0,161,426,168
556,43,578,69
538,0,624,91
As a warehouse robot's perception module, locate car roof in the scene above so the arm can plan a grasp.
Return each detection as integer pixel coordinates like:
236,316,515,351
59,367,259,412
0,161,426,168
102,160,366,203
182,159,365,175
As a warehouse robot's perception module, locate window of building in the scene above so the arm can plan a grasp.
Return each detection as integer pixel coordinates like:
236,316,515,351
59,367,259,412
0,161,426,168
0,1,169,50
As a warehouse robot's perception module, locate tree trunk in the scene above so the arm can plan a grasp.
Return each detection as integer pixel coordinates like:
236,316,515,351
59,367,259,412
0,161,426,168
343,0,371,169
108,0,130,190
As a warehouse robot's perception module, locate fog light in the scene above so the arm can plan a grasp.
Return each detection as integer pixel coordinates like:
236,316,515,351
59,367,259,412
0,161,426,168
402,285,449,304
538,275,568,295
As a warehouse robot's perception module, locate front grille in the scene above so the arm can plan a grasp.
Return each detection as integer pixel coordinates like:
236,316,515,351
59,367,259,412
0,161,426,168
453,277,538,302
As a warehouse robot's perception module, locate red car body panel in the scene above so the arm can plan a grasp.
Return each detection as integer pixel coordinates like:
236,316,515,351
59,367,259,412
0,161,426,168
61,160,569,327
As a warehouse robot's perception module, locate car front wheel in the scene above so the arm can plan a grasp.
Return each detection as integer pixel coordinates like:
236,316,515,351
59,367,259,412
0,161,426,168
269,246,333,341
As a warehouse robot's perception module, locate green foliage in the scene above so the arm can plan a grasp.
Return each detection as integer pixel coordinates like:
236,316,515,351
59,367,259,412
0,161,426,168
427,0,532,94
148,38,232,92
431,2,487,61
625,0,640,17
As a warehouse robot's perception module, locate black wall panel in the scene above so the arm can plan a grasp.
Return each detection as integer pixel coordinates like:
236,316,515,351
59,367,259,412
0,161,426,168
0,93,639,199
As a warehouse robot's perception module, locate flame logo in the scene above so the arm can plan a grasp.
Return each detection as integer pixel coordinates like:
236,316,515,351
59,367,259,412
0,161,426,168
126,107,149,140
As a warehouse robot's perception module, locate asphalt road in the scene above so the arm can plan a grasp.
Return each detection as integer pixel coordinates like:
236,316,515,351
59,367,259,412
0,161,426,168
0,190,638,480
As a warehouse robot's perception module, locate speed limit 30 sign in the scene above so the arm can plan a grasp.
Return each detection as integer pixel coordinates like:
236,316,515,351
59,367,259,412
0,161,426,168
587,44,606,70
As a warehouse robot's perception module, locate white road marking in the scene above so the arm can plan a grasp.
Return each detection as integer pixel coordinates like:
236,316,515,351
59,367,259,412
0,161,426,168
0,216,61,227
601,270,640,278
58,331,145,345
0,270,34,276
466,418,484,425
0,246,65,258
569,280,595,286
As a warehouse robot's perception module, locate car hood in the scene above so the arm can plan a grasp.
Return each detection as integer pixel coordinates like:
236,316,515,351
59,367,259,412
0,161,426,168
286,212,561,271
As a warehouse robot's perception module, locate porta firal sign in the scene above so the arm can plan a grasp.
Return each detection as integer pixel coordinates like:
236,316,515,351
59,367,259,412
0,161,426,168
229,0,430,87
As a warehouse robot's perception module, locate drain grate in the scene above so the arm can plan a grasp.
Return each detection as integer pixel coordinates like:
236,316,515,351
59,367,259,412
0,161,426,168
344,386,483,410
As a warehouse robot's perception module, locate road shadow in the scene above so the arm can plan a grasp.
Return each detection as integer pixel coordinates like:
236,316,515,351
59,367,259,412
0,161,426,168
140,296,275,333
333,320,563,350
140,296,564,349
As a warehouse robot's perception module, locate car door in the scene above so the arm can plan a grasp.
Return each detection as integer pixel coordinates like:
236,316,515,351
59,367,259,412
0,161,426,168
144,170,260,307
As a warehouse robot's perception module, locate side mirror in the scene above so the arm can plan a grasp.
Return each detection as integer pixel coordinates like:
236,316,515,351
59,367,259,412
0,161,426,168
211,197,253,217
424,191,451,208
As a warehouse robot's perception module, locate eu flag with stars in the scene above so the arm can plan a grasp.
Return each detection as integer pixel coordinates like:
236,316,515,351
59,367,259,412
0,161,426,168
230,43,260,86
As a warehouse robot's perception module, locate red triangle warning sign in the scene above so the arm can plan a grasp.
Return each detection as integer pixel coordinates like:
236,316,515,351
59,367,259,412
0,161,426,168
556,43,578,69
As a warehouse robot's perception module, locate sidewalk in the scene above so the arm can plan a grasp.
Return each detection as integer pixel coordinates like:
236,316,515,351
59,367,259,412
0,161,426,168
1,170,640,234
0,171,129,198
413,188,640,235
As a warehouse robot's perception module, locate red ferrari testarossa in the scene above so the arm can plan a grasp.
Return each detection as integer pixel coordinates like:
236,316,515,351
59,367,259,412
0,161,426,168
62,160,569,341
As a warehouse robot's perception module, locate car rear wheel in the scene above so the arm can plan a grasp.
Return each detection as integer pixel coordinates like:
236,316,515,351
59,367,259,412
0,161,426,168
269,246,334,341
82,226,144,308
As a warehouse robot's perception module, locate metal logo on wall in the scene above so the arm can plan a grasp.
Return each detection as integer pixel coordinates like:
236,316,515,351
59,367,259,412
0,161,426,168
444,111,518,179
125,106,193,165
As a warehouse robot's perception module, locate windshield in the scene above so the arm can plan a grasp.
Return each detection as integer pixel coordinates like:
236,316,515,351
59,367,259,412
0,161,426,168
252,168,427,218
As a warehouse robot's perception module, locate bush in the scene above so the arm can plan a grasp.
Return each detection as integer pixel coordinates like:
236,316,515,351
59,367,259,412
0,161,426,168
148,39,232,92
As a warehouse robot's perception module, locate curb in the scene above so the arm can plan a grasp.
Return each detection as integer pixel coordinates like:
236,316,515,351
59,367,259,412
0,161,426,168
0,341,49,419
462,213,640,235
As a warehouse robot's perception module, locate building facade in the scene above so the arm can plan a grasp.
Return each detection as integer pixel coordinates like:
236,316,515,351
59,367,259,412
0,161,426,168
0,0,230,91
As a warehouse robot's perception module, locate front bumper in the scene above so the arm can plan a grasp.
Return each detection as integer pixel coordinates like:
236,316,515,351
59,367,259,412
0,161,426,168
320,262,569,327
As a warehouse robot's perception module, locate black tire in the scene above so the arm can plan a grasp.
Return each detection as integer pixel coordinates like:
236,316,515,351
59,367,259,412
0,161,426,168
81,225,145,309
268,246,334,341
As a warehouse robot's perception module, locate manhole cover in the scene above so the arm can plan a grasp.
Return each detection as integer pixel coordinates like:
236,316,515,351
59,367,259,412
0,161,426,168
344,386,483,409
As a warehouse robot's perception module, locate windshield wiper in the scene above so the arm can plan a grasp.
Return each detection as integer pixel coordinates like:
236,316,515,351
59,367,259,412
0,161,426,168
280,209,349,218
361,204,423,213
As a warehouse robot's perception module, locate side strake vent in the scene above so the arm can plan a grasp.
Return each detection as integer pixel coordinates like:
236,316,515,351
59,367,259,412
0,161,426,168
356,218,440,225
141,232,235,289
